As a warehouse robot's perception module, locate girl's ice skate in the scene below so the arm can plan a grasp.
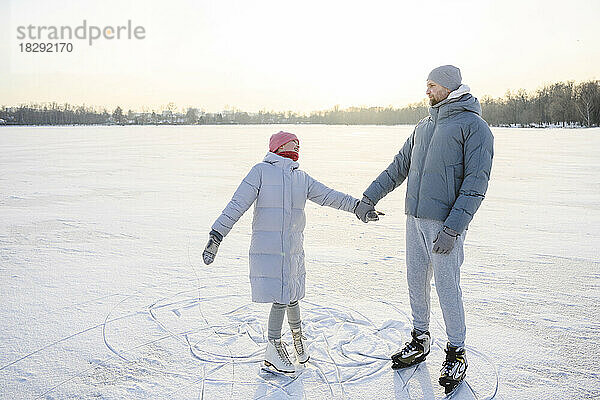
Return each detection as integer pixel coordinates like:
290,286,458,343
291,328,309,364
263,339,295,374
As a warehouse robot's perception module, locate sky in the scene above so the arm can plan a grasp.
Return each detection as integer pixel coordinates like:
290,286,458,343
0,0,599,113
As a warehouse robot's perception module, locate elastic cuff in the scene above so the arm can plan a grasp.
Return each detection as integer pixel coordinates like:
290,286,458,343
442,226,460,237
210,229,223,242
362,195,375,206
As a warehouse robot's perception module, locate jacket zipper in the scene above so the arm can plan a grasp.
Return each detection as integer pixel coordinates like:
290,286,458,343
415,113,437,215
281,168,285,301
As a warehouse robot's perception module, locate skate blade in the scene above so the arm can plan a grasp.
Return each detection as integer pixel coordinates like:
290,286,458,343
441,379,465,397
297,355,310,365
392,361,416,370
391,355,426,369
261,361,296,377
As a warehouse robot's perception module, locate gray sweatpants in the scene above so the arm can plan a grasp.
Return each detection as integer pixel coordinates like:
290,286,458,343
267,301,301,341
406,215,466,347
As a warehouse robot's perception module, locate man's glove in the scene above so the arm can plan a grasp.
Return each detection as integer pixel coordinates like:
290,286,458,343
354,196,378,223
432,226,459,255
203,230,223,265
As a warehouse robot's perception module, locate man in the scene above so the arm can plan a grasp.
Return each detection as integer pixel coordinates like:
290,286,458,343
355,65,493,393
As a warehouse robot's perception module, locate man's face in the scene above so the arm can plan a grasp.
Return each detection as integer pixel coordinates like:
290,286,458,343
426,80,451,106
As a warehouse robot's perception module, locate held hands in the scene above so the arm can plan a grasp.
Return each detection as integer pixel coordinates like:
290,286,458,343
354,196,384,223
432,226,460,254
202,230,223,265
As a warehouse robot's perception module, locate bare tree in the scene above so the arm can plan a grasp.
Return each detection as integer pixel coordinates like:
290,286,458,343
184,108,198,124
113,106,124,124
575,81,599,127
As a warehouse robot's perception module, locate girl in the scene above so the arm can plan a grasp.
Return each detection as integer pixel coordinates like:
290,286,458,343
202,131,360,374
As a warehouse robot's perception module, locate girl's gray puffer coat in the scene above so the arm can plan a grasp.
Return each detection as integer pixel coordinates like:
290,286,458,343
211,152,358,304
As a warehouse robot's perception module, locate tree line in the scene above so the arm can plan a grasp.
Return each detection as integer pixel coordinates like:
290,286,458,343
1,80,598,127
481,80,600,127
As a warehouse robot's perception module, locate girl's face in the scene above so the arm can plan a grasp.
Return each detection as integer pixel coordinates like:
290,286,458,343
277,140,300,153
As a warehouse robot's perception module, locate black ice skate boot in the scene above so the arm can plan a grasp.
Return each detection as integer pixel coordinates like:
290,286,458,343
439,343,468,394
391,329,431,369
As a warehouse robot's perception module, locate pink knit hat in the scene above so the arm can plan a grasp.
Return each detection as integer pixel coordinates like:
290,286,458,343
269,131,299,152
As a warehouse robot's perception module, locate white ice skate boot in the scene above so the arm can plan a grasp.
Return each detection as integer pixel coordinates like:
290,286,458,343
291,328,310,364
264,338,295,374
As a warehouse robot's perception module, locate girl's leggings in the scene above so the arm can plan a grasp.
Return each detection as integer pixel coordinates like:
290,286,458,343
268,301,301,341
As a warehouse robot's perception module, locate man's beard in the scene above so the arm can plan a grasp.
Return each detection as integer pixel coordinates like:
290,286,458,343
429,93,449,106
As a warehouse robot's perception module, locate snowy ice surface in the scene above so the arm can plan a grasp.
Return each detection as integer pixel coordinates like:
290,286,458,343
1,125,599,399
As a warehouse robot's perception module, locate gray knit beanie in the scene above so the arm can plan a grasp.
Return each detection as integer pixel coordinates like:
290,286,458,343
427,65,462,91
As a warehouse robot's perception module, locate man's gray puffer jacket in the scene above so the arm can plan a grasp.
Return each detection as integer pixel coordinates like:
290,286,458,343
212,152,358,304
364,87,494,234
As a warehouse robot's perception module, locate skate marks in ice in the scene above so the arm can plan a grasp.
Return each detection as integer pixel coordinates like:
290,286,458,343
100,291,391,398
0,290,215,399
1,284,498,398
98,292,500,399
94,287,308,399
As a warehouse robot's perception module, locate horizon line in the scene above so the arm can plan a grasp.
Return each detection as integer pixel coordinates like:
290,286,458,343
2,78,598,114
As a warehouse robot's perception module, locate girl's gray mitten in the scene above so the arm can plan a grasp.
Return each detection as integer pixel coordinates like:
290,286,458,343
203,230,223,265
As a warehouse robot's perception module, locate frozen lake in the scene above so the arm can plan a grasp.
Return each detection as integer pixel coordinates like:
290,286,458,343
1,125,599,399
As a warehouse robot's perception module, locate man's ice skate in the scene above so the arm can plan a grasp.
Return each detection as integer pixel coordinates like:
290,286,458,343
439,344,468,394
291,328,309,364
263,338,295,374
391,329,431,369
